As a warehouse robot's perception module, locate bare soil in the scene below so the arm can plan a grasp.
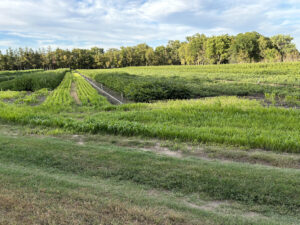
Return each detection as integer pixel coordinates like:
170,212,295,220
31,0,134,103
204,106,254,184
71,82,81,105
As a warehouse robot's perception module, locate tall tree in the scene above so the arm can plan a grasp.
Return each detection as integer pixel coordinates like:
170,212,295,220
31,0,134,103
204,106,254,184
205,35,232,64
167,40,182,65
186,33,207,65
230,32,261,63
0,32,298,71
271,35,299,61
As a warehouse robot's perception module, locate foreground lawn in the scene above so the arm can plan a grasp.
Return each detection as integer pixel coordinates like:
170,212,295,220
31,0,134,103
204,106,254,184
0,124,299,225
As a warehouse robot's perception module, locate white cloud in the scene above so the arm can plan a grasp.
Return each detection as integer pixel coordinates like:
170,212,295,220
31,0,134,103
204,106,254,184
0,0,299,50
0,40,17,47
139,0,192,20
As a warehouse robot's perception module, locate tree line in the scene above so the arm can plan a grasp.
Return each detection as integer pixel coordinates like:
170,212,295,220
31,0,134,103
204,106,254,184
0,32,299,70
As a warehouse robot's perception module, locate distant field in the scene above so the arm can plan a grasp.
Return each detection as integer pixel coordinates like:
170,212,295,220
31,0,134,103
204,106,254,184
80,62,300,105
0,63,300,224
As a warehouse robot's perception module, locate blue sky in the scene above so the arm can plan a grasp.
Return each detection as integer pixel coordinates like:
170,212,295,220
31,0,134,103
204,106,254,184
0,0,299,51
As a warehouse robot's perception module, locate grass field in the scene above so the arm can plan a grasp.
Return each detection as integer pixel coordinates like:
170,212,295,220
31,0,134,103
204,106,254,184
0,64,299,224
79,62,300,105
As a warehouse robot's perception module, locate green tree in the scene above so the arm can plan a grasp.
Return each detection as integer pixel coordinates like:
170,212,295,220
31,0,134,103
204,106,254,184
145,48,155,66
167,40,182,65
205,35,232,64
230,32,261,63
186,33,207,65
271,35,299,61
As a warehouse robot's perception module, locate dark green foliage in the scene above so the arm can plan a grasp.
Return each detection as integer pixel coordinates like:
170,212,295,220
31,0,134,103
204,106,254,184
230,32,261,63
89,70,299,102
0,76,14,83
0,69,44,83
0,33,298,70
94,72,192,102
125,81,191,102
0,69,68,91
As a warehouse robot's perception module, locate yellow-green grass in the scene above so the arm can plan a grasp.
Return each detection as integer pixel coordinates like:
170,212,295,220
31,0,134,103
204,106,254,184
1,95,300,153
0,90,26,100
81,62,300,85
73,72,110,107
43,72,74,107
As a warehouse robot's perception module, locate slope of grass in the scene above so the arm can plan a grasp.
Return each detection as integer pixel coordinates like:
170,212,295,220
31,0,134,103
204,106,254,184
0,130,299,213
0,125,299,224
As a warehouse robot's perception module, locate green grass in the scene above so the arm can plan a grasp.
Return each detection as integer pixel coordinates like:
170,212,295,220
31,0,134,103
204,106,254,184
43,72,74,107
88,63,300,85
0,124,299,224
14,88,49,105
1,62,300,224
0,90,26,100
1,128,300,212
79,62,300,104
1,95,300,153
0,65,298,155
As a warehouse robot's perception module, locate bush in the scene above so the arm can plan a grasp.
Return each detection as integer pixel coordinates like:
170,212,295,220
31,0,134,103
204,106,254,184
94,72,192,102
125,80,191,102
0,76,15,83
0,69,69,91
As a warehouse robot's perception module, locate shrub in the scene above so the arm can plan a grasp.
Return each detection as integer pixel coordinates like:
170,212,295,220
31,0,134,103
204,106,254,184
0,69,69,91
93,72,192,102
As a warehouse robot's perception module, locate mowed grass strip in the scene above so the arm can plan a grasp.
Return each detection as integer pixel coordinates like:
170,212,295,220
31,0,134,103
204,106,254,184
1,161,289,225
0,134,299,215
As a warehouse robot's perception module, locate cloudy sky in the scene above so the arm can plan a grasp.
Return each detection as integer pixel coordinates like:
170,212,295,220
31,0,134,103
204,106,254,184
0,0,299,51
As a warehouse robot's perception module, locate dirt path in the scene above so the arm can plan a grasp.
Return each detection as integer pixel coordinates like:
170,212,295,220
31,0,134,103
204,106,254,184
70,82,81,105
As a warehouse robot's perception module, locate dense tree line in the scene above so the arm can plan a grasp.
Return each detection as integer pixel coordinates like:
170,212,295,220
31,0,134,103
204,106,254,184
0,32,299,70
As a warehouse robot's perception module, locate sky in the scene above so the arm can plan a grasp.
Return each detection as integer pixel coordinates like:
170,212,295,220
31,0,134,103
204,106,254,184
0,0,299,51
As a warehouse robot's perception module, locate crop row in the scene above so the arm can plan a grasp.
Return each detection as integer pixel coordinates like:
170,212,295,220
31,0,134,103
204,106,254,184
73,73,110,107
43,72,74,107
79,71,193,102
